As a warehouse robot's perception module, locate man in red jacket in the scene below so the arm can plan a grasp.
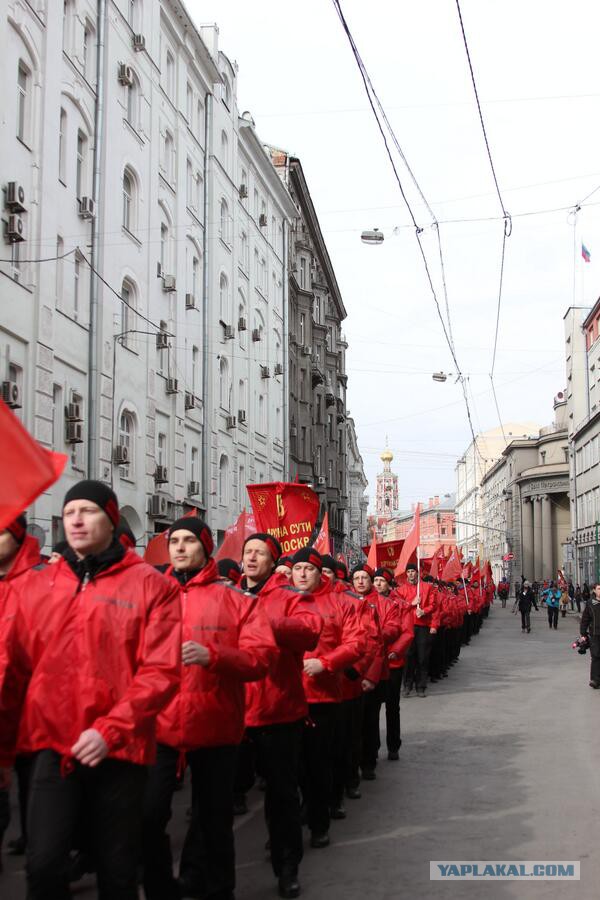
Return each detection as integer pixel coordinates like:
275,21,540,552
0,480,181,900
382,572,414,759
351,564,400,779
142,517,276,900
399,563,438,697
291,548,364,849
240,534,322,899
0,514,42,867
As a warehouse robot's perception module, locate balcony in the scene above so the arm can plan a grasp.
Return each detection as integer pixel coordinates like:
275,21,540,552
311,357,325,387
336,396,345,423
325,390,335,408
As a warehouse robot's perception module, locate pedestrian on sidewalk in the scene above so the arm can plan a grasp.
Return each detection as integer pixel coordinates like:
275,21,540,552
575,584,583,613
568,580,575,611
560,586,569,618
583,582,591,605
517,581,536,633
580,584,600,688
543,582,561,629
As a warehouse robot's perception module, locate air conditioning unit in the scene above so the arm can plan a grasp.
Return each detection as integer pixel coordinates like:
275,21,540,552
188,480,200,496
274,363,283,376
317,476,326,486
148,494,168,517
185,293,196,310
239,183,248,199
154,465,168,484
238,316,247,331
66,402,82,421
165,377,178,394
156,332,169,350
118,64,133,86
78,196,96,219
185,391,195,410
5,182,26,212
226,415,237,429
223,324,235,340
259,213,267,227
162,274,176,292
114,444,129,465
66,421,83,444
301,344,312,356
238,408,246,424
6,215,25,242
252,328,261,342
132,33,146,51
260,366,270,379
2,380,22,409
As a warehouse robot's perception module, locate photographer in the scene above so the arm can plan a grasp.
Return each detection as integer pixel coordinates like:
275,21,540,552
580,583,600,689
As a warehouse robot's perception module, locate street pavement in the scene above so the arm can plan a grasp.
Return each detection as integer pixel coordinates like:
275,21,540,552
3,603,599,899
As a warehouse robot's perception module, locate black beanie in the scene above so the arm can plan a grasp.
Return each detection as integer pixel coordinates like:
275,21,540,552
217,558,241,582
351,563,374,579
320,554,337,572
243,532,282,563
277,556,294,570
406,562,418,572
168,517,214,556
63,480,120,528
374,567,393,584
292,546,323,570
6,514,27,545
335,560,348,580
116,522,136,549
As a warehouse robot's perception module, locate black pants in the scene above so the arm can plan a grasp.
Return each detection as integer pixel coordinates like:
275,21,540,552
547,607,559,628
589,636,600,683
0,787,8,847
245,720,303,878
143,743,237,900
361,680,387,771
385,668,403,752
300,703,339,835
520,610,531,630
26,749,146,900
331,695,363,803
405,627,433,690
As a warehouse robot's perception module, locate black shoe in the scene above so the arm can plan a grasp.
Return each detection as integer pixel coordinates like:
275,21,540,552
68,851,95,883
527,628,531,633
589,680,600,689
233,794,247,816
387,750,399,761
430,677,439,683
361,767,376,781
310,831,330,848
278,871,301,898
7,836,26,855
177,878,203,899
402,688,412,697
330,805,346,819
416,688,426,697
346,786,361,799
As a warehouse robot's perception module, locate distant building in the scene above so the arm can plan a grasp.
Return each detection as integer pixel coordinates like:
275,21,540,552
375,447,399,517
346,415,369,557
382,494,456,557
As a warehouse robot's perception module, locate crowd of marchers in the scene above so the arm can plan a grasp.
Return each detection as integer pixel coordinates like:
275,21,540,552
0,479,495,900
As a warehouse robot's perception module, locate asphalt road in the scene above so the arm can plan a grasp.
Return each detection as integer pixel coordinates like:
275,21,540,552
3,603,599,899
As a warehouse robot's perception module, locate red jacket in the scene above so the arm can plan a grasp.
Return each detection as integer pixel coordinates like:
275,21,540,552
387,595,414,668
339,591,384,698
245,575,322,727
0,535,42,601
368,589,401,680
157,560,277,750
303,578,365,704
395,581,437,630
0,549,181,767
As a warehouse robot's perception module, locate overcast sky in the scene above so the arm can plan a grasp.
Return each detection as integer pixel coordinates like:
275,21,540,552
190,0,600,509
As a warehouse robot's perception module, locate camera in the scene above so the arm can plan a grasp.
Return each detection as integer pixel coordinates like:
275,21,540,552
572,635,589,655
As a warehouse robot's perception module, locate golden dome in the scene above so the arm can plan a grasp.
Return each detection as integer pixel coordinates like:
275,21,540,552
381,448,393,463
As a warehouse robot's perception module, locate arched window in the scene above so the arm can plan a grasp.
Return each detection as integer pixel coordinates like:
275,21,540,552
163,131,174,182
121,278,136,347
58,108,67,183
219,273,229,322
221,75,231,109
160,220,170,272
258,394,266,433
220,198,229,244
76,129,87,199
219,454,229,505
126,73,139,128
166,51,174,99
238,291,246,349
221,130,229,168
118,410,135,478
219,357,230,410
127,0,140,30
240,230,248,272
122,168,134,231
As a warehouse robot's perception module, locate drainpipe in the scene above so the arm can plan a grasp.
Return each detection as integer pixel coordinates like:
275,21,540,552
87,0,107,478
201,91,212,512
282,218,289,479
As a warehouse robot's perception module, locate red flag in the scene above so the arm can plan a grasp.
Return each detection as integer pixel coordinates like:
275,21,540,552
366,531,378,569
461,560,473,580
394,503,421,578
215,509,256,562
360,538,404,573
482,560,493,585
0,400,67,531
144,509,199,567
428,546,445,579
246,481,320,557
441,547,463,581
313,512,330,554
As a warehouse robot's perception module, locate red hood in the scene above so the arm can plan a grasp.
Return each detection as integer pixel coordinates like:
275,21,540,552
165,557,218,587
4,534,42,581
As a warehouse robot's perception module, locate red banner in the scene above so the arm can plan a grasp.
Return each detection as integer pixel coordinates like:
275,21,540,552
247,482,320,556
361,538,405,573
215,509,256,562
313,511,330,554
441,547,463,582
394,504,421,577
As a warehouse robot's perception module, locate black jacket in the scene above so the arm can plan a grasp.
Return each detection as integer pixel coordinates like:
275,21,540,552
517,588,537,612
581,600,600,637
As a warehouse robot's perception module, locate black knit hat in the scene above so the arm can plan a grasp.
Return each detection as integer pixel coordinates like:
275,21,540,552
63,480,120,528
116,522,136,549
5,514,27,545
168,517,214,556
406,562,418,572
352,563,374,579
374,567,393,584
292,546,323,570
335,560,348,580
243,532,282,563
217,558,241,582
277,556,294,570
320,554,337,572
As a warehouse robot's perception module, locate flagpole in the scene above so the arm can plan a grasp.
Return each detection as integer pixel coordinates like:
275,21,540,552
462,577,470,608
417,544,421,608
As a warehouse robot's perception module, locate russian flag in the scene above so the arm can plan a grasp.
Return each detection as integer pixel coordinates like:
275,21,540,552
582,243,591,263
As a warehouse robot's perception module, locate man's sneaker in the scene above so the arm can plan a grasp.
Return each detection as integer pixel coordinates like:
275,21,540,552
416,688,426,698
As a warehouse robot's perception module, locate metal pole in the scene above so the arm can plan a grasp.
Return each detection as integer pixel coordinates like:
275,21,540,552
201,91,212,514
282,218,289,480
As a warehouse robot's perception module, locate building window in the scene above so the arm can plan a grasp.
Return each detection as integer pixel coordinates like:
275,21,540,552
73,256,80,320
160,222,169,272
165,51,175,99
299,258,306,289
121,279,136,347
118,411,135,478
52,384,63,449
163,131,174,183
76,130,87,199
17,62,30,144
126,75,138,128
195,172,203,212
157,431,167,469
240,231,249,273
186,82,193,124
63,0,73,51
191,446,198,482
299,313,306,346
186,158,193,207
220,198,230,244
219,454,229,505
58,108,67,183
221,75,231,109
122,168,134,231
196,98,204,140
83,21,95,80
219,273,229,322
221,130,229,169
219,357,230,410
192,346,199,393
56,236,64,305
192,256,199,298
258,395,266,433
128,0,139,29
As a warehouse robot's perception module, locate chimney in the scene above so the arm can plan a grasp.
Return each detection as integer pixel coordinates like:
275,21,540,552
428,497,433,508
434,495,440,506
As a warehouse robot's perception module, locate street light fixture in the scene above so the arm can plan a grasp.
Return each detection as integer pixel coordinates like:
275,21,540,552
432,371,448,382
361,228,384,245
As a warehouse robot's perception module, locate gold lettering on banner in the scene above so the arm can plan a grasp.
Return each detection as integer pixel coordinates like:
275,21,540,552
276,493,285,519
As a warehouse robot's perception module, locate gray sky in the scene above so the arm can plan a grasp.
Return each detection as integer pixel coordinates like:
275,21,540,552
191,0,600,508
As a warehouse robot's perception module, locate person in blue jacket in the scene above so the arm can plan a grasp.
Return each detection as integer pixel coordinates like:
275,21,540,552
542,581,561,630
